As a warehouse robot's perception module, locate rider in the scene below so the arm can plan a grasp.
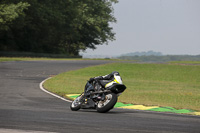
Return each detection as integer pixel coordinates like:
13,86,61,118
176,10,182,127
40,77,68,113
88,71,123,89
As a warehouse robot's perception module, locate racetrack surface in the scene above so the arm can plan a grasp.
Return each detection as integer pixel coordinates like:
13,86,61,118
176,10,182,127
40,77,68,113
0,60,200,133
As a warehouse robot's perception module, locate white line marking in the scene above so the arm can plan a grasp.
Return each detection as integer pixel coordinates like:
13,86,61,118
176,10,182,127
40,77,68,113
39,77,72,103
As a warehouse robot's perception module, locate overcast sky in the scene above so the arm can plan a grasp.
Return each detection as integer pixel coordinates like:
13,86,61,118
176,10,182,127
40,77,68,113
80,0,200,56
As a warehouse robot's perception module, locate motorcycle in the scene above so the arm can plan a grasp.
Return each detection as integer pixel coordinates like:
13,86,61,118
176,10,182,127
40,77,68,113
70,79,126,113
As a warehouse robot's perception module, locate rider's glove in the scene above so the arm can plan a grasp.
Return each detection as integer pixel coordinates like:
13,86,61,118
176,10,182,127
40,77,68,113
89,78,94,83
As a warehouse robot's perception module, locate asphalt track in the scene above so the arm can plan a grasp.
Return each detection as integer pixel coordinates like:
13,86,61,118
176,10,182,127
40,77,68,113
0,60,200,133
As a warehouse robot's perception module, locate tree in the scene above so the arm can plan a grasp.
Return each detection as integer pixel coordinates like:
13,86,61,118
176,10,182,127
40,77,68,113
64,0,118,55
0,1,30,51
0,0,118,56
0,2,30,30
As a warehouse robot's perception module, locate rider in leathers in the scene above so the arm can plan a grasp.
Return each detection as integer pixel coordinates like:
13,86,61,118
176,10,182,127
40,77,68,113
89,71,123,89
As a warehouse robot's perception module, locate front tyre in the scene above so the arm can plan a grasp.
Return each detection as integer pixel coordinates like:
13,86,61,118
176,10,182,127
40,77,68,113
70,96,83,111
96,93,118,113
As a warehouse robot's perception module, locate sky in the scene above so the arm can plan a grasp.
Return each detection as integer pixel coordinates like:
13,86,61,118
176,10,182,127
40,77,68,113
80,0,200,57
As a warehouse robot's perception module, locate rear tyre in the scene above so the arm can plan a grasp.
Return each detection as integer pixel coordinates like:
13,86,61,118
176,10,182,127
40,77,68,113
70,96,83,111
96,93,117,113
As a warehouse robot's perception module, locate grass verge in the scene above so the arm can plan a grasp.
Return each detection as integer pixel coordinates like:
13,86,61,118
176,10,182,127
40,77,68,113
169,61,200,65
0,57,81,62
0,57,121,62
43,63,200,112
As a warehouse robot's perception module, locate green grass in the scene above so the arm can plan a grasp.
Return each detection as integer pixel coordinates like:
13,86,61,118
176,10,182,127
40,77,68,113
0,57,121,62
43,63,200,111
169,61,200,65
0,57,29,62
0,57,80,62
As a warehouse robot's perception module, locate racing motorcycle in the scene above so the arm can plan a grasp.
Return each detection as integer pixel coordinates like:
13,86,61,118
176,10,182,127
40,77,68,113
70,79,126,113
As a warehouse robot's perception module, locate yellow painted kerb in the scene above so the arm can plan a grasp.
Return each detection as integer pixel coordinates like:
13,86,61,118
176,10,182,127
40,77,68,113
119,105,159,110
66,94,80,97
190,112,200,116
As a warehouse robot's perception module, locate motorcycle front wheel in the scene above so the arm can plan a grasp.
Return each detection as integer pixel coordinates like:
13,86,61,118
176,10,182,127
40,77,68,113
96,93,117,113
70,95,83,111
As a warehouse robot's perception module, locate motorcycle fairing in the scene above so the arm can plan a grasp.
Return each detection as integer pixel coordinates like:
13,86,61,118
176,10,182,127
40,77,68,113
106,84,126,93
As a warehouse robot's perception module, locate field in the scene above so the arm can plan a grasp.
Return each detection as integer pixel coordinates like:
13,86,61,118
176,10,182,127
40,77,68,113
43,62,200,111
0,57,84,62
0,57,121,62
169,61,200,65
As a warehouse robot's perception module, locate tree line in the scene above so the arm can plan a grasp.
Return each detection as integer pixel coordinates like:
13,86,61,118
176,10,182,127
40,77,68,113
0,0,118,56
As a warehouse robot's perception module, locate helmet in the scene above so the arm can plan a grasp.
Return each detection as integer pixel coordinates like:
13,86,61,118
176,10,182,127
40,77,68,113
112,71,123,84
112,71,120,76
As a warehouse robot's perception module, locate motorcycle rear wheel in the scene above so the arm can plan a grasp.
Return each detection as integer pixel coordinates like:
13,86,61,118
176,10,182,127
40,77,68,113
96,93,117,113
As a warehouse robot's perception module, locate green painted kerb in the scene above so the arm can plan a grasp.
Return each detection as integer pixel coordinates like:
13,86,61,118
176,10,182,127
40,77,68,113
148,107,195,114
114,102,133,107
69,95,80,99
66,94,200,116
